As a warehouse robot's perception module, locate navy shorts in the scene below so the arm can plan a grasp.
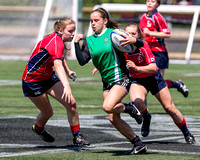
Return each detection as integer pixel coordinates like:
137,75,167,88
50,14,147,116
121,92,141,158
152,51,169,69
103,77,131,93
22,73,60,97
131,70,167,95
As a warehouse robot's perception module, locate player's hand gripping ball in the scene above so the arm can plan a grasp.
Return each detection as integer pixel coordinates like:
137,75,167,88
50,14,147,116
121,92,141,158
110,29,134,53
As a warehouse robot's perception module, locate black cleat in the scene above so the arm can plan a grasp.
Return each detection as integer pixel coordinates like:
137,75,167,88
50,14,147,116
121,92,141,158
73,133,90,146
128,102,143,124
185,133,196,144
177,79,189,98
128,136,147,155
32,124,55,143
141,113,151,137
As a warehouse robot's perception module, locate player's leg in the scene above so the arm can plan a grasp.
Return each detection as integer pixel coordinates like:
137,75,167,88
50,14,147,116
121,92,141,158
47,81,90,145
102,85,142,124
155,86,195,144
29,94,55,142
161,64,189,98
165,79,189,98
108,113,147,154
129,83,151,137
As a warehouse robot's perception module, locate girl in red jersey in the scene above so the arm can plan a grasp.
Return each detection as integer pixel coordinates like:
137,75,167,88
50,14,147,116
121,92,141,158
124,23,195,144
140,0,189,98
22,17,89,145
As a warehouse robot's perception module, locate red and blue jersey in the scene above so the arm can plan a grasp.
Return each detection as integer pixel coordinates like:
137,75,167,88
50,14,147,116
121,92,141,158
124,41,158,78
140,10,170,52
22,32,64,82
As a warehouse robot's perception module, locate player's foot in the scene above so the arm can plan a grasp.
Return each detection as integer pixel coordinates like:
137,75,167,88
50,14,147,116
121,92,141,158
73,133,90,146
127,102,143,124
185,133,196,144
141,113,151,137
128,136,147,155
177,79,189,98
32,124,55,143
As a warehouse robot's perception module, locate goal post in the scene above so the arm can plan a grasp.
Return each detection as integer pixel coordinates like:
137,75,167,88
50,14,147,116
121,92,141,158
88,3,200,63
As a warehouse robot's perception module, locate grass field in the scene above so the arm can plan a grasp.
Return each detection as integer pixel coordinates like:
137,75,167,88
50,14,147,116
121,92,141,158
0,60,200,159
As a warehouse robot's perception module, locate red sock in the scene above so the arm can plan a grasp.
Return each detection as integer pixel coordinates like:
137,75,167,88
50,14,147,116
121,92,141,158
175,117,190,136
70,124,80,136
35,121,44,131
165,80,172,88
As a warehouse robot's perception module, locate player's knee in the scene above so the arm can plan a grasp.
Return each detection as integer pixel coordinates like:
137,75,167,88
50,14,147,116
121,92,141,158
102,104,113,113
163,104,176,115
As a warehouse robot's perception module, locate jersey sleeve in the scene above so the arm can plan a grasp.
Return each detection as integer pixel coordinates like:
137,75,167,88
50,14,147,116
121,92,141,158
47,35,64,60
141,41,156,64
74,39,91,66
154,13,170,34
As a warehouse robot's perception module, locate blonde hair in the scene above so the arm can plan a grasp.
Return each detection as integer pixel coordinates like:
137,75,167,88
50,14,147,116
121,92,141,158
54,17,75,32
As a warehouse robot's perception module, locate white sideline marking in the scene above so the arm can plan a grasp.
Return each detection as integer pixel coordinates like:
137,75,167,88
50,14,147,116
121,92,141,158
0,114,200,157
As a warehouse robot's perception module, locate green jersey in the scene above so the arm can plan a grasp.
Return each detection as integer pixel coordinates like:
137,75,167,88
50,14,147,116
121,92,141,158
86,28,129,83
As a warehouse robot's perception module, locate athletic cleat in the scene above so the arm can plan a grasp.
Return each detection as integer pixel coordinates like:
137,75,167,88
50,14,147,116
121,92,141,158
128,136,147,155
185,133,196,144
32,124,55,143
73,133,90,146
128,102,143,124
177,79,189,98
141,113,151,137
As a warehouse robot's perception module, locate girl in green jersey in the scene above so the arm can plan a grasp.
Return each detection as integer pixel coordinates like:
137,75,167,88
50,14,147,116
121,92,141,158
74,8,147,155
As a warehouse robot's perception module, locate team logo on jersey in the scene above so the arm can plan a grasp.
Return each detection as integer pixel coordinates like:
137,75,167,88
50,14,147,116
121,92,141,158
104,36,109,43
137,55,143,63
150,58,155,62
147,20,151,27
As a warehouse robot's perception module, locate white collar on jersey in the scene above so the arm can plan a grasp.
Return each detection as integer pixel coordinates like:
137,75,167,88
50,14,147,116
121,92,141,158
94,28,107,37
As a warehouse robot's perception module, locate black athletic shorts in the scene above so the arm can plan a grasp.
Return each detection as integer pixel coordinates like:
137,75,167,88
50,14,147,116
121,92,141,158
103,77,131,93
22,73,60,97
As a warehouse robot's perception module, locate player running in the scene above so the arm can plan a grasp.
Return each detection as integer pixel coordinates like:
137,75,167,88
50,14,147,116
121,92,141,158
22,17,89,146
123,22,195,144
140,0,189,98
74,8,147,155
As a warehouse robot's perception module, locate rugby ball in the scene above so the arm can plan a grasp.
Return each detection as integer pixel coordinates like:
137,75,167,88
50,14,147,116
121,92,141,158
110,29,134,53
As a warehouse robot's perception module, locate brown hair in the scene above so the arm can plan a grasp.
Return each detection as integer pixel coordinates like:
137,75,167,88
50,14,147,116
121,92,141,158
125,23,145,40
157,0,161,6
91,8,119,29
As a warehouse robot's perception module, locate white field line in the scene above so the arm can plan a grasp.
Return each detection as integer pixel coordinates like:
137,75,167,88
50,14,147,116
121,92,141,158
0,78,101,86
1,140,200,158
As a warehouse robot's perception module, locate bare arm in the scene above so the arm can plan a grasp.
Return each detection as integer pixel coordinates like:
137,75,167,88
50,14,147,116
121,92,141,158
54,59,74,103
126,60,157,73
63,58,76,80
143,28,170,39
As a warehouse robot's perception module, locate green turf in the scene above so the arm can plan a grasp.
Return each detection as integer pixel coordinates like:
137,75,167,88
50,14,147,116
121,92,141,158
0,60,200,159
1,150,200,160
0,60,200,117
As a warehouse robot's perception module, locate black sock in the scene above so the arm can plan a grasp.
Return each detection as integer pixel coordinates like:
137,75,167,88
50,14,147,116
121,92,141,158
130,136,143,146
123,103,132,113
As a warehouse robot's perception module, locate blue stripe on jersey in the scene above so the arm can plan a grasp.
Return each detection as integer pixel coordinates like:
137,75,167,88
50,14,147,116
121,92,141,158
28,49,50,73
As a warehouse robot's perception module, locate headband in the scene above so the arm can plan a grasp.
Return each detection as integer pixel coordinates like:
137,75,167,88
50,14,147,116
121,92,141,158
95,8,109,19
